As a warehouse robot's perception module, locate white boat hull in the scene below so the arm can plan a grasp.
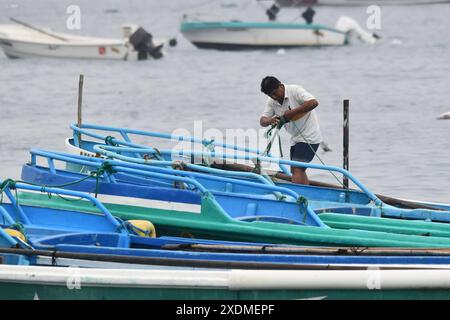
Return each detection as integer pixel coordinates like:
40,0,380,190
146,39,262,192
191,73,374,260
182,27,347,49
0,38,129,60
0,24,164,60
5,265,450,290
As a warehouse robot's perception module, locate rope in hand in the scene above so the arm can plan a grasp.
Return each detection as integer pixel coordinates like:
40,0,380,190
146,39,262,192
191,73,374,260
262,115,289,158
250,116,290,177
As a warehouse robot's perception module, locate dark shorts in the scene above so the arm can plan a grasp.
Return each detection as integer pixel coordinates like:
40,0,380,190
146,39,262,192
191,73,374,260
290,142,319,163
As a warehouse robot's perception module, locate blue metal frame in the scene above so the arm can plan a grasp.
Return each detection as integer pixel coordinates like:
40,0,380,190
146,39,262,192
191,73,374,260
0,226,18,247
70,123,292,175
92,144,383,207
30,149,293,198
0,179,124,232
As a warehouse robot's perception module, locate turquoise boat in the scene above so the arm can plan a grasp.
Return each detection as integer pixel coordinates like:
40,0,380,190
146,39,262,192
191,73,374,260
179,15,377,50
180,20,349,49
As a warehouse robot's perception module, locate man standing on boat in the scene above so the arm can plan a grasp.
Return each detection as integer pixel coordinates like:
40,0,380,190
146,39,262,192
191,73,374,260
259,76,322,185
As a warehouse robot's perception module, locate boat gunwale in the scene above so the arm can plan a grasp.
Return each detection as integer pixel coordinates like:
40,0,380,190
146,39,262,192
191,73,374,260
0,35,127,47
180,21,346,34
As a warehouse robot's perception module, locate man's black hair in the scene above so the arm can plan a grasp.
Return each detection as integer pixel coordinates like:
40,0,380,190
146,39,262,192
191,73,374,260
260,76,281,95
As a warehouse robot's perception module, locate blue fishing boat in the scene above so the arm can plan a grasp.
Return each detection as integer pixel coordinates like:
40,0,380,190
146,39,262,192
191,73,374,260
23,149,327,228
16,151,450,247
42,141,450,226
19,147,434,229
23,232,450,269
5,184,450,269
66,123,450,213
99,145,450,224
1,180,316,269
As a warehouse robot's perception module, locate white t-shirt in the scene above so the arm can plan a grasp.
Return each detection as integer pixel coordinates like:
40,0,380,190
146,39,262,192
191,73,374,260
261,84,322,146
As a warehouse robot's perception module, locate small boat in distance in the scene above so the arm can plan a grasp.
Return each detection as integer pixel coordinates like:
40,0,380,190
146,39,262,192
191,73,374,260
276,0,450,6
0,18,166,60
180,15,378,50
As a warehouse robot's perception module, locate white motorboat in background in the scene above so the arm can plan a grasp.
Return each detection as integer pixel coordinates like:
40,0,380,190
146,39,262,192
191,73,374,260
0,18,167,60
277,0,450,6
180,15,378,50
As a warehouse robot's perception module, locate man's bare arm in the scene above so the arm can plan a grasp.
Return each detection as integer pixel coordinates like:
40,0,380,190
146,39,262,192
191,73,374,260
284,99,319,121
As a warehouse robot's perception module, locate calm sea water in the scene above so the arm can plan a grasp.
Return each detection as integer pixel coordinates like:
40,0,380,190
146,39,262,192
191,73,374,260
0,0,449,203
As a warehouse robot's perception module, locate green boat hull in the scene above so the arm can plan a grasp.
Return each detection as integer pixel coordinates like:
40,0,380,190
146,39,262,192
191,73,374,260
17,192,450,248
3,265,450,300
319,213,450,238
3,282,450,300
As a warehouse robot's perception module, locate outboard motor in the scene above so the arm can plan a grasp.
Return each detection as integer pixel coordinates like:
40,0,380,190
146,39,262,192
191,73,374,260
266,3,280,21
335,16,379,44
129,27,164,60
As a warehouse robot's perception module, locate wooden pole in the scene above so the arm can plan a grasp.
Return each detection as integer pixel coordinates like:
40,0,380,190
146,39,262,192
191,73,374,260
77,74,84,144
343,99,349,189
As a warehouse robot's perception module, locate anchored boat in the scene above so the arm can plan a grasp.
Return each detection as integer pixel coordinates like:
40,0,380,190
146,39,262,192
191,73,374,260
180,15,377,50
7,181,450,269
277,0,450,6
0,18,165,60
17,150,450,247
65,123,450,214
